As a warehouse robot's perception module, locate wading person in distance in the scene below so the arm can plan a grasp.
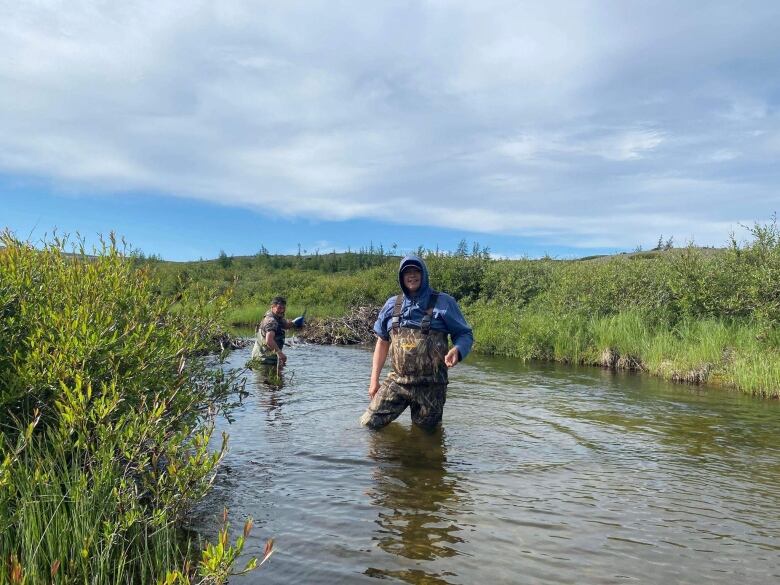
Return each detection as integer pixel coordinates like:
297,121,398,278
360,255,473,430
250,296,305,369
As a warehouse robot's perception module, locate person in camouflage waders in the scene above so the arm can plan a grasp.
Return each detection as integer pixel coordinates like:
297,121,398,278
360,255,473,430
250,296,305,368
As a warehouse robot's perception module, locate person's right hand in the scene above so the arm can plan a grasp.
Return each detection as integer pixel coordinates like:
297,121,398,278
277,351,287,367
368,380,380,399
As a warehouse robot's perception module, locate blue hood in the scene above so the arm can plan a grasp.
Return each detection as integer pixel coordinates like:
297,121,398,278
373,253,474,359
398,255,430,299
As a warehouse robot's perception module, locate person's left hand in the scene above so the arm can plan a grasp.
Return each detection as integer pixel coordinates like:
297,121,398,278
444,347,460,368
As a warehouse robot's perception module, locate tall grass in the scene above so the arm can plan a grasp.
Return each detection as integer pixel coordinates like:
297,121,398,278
0,232,258,584
226,302,344,327
4,430,183,583
467,301,780,397
149,219,780,397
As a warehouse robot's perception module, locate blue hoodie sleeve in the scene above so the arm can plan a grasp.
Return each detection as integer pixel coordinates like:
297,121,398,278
373,296,396,341
440,294,473,360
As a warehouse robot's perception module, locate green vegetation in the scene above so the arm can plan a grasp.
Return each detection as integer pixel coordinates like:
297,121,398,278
1,220,777,580
151,222,780,397
0,232,261,584
149,248,403,322
470,222,780,397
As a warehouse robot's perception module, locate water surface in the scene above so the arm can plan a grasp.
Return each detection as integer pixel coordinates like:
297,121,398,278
196,343,780,584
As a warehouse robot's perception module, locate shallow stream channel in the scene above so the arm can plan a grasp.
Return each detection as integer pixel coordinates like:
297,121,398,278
194,341,780,584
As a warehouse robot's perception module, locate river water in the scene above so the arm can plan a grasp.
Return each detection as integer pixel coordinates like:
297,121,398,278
196,342,780,585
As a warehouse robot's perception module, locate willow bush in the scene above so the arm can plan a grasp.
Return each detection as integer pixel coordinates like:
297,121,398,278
147,220,780,395
457,220,780,396
0,232,257,584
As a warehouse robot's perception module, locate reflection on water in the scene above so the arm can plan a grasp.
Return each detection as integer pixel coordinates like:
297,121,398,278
365,425,463,582
195,343,780,585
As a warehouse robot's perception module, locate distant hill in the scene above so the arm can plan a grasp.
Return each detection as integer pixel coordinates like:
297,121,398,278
146,246,727,267
577,246,725,262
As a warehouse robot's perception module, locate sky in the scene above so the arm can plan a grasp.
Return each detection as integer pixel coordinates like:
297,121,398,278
1,1,779,260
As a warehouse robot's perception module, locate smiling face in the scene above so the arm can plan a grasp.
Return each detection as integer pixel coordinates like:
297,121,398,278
271,302,287,317
402,267,422,294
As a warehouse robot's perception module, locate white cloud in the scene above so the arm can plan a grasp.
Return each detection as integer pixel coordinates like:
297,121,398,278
705,150,741,163
0,0,778,250
493,128,665,164
593,129,665,161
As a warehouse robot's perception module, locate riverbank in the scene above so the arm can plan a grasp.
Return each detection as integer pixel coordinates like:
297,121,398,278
468,304,779,398
211,221,780,398
233,305,779,398
0,233,258,584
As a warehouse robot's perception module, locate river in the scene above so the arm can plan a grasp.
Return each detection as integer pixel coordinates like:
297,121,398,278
195,342,780,584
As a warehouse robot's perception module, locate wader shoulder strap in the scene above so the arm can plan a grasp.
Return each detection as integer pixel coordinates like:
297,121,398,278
391,294,404,333
421,291,439,334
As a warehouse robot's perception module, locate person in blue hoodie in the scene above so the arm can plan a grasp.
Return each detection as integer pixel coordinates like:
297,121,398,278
360,255,473,430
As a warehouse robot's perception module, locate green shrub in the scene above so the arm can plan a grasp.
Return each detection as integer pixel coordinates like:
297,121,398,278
0,232,256,584
143,219,780,396
480,259,553,307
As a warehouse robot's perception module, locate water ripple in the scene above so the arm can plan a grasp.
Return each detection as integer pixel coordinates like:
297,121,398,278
195,344,780,585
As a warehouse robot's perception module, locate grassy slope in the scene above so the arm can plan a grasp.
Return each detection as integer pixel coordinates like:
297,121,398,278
148,230,780,397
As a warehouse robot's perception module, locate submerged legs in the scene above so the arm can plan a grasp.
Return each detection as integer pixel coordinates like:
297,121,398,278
361,380,447,430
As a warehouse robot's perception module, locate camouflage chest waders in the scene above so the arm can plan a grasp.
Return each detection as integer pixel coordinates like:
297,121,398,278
361,292,449,430
250,310,286,365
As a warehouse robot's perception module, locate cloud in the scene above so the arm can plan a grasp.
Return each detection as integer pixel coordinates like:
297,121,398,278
493,127,665,163
0,0,779,249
